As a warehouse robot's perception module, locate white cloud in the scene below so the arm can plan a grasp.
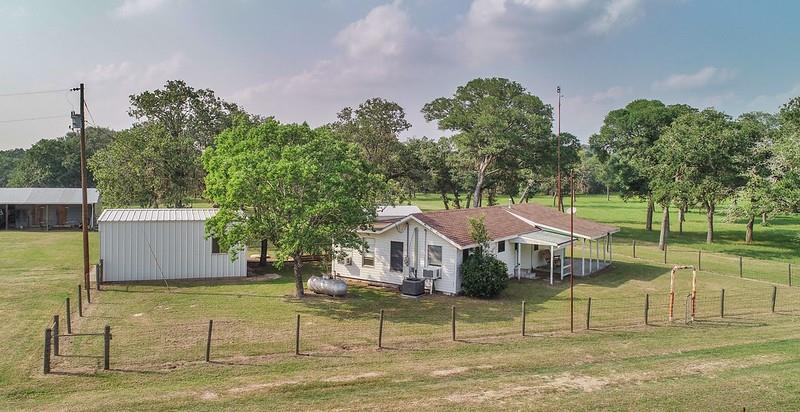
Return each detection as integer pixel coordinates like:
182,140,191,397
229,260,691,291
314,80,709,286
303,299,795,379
747,84,800,113
590,85,632,102
653,66,735,91
455,0,644,64
113,0,170,18
81,53,184,87
334,1,412,59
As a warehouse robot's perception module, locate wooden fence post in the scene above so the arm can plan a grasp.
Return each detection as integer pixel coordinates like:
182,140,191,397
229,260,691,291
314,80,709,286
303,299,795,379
644,294,649,325
65,298,72,335
720,289,725,318
205,320,213,362
43,328,51,374
739,256,743,278
97,259,103,290
633,240,636,258
103,325,111,370
378,309,384,349
451,306,456,341
77,285,83,317
86,281,91,304
52,315,59,356
295,314,301,355
698,250,701,271
585,297,592,330
521,301,526,336
771,286,777,313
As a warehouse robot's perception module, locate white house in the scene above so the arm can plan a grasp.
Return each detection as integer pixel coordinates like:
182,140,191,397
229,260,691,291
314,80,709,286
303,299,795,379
98,209,247,282
332,203,619,294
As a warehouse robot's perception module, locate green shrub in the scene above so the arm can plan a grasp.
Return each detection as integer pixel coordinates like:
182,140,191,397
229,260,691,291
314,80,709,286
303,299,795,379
461,253,508,298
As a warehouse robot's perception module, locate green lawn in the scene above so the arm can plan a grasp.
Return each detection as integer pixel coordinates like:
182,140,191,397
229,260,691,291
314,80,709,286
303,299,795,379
3,229,800,410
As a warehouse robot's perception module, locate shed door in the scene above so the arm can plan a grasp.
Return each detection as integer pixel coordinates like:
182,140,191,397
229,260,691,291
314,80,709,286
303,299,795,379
390,241,404,272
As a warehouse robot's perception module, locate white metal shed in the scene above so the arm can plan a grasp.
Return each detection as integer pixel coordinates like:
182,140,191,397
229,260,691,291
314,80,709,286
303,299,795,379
98,209,247,282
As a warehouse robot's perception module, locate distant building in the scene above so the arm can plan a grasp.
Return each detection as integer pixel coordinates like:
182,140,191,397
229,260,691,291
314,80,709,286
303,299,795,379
98,209,247,282
0,188,100,230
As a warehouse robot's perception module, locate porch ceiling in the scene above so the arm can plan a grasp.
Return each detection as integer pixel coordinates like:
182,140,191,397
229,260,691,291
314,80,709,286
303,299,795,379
514,231,574,248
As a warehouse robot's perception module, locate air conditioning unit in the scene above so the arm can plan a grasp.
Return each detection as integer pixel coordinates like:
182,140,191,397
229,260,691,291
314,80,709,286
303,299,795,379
422,268,441,279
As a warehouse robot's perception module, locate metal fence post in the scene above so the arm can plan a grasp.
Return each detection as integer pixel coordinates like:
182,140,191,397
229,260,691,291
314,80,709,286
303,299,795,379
790,264,793,287
86,281,91,304
378,309,384,349
739,256,743,278
65,298,72,335
103,325,111,370
644,294,649,325
698,250,701,271
77,285,83,317
295,314,301,355
771,286,777,313
205,320,213,362
451,306,456,341
585,297,592,330
663,243,667,264
52,315,59,356
43,328,52,374
633,240,636,258
720,289,725,318
521,301,526,336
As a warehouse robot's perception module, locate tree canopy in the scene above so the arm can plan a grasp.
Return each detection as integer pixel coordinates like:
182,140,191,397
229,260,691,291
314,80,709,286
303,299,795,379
202,118,391,298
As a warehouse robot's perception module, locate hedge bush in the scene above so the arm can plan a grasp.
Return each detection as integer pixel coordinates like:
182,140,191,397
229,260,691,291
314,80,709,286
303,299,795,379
460,253,508,298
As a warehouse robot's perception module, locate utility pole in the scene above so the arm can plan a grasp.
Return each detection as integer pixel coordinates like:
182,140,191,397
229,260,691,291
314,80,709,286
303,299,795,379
71,84,90,294
556,86,564,213
569,170,575,332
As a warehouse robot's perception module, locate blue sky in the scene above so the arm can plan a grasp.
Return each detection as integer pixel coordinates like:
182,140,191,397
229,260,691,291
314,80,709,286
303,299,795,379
1,0,799,149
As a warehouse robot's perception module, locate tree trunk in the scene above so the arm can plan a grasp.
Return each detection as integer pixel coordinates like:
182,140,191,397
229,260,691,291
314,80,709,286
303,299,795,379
520,181,533,203
509,195,515,205
706,202,715,244
761,212,767,225
472,157,491,208
465,192,472,209
452,188,462,209
440,191,450,210
658,205,670,250
678,207,684,233
745,215,754,244
259,239,268,267
645,196,654,232
487,187,497,206
293,253,305,298
606,185,610,201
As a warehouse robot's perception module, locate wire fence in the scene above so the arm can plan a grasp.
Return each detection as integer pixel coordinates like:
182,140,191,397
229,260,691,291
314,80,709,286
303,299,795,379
44,281,800,374
583,238,798,286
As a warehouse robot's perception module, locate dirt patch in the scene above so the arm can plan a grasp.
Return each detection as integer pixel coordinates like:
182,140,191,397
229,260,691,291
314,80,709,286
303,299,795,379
226,380,299,395
200,391,218,401
431,367,471,377
246,273,281,281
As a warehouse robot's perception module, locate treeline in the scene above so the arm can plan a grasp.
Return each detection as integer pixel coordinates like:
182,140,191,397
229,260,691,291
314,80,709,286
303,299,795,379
2,77,799,249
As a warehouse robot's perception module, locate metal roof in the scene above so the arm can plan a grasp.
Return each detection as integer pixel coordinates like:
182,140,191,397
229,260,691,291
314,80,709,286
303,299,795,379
98,208,218,223
514,230,575,247
0,188,100,205
377,205,422,218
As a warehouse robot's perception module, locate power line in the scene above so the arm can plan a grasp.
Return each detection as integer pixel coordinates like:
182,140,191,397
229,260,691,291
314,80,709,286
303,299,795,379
0,115,68,124
0,88,71,98
84,99,97,126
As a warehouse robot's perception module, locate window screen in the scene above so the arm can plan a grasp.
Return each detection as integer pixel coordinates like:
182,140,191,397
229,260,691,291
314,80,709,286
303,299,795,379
428,245,442,267
362,238,375,267
497,240,506,253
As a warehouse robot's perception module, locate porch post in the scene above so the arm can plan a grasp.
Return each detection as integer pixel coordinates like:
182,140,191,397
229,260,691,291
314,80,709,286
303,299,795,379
45,205,49,231
581,238,586,276
596,240,599,270
549,246,554,285
4,204,8,230
516,242,521,280
603,236,607,263
588,239,593,273
560,248,565,280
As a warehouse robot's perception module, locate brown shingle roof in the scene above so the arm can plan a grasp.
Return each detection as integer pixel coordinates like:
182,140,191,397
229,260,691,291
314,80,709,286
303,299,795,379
508,203,619,240
412,207,539,247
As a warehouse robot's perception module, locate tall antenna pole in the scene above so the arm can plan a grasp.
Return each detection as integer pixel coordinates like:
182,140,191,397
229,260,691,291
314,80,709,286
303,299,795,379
78,84,90,295
556,86,563,213
569,170,575,333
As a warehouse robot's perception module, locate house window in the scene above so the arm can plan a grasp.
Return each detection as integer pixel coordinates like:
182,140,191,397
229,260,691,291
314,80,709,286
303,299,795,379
362,238,375,267
534,244,539,251
390,241,404,272
428,245,442,267
497,240,506,253
211,238,222,254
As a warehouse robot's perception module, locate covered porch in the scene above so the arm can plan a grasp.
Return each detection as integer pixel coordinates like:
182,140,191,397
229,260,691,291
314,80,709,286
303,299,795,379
511,231,614,285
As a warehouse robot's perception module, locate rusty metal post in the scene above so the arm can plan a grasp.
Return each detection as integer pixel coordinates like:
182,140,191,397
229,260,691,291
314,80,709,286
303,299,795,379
585,297,592,330
378,309,384,349
295,314,301,355
52,315,59,356
521,301,526,336
451,306,456,341
633,240,636,258
771,286,777,313
77,285,83,317
720,289,725,318
65,298,72,335
698,250,701,271
205,320,213,362
43,328,51,374
739,256,743,278
103,325,111,370
644,293,649,325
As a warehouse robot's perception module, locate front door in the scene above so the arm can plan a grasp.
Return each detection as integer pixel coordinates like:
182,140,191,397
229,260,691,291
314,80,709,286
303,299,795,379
390,241,404,273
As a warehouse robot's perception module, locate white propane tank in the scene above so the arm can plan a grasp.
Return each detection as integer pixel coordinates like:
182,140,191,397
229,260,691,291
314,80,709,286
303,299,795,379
308,275,348,297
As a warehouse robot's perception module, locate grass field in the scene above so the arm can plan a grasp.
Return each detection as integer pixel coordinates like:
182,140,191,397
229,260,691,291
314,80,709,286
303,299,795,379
2,196,800,410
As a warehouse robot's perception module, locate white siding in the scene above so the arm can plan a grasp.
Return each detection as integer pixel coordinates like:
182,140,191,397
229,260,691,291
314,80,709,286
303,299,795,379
332,221,460,295
100,220,247,281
